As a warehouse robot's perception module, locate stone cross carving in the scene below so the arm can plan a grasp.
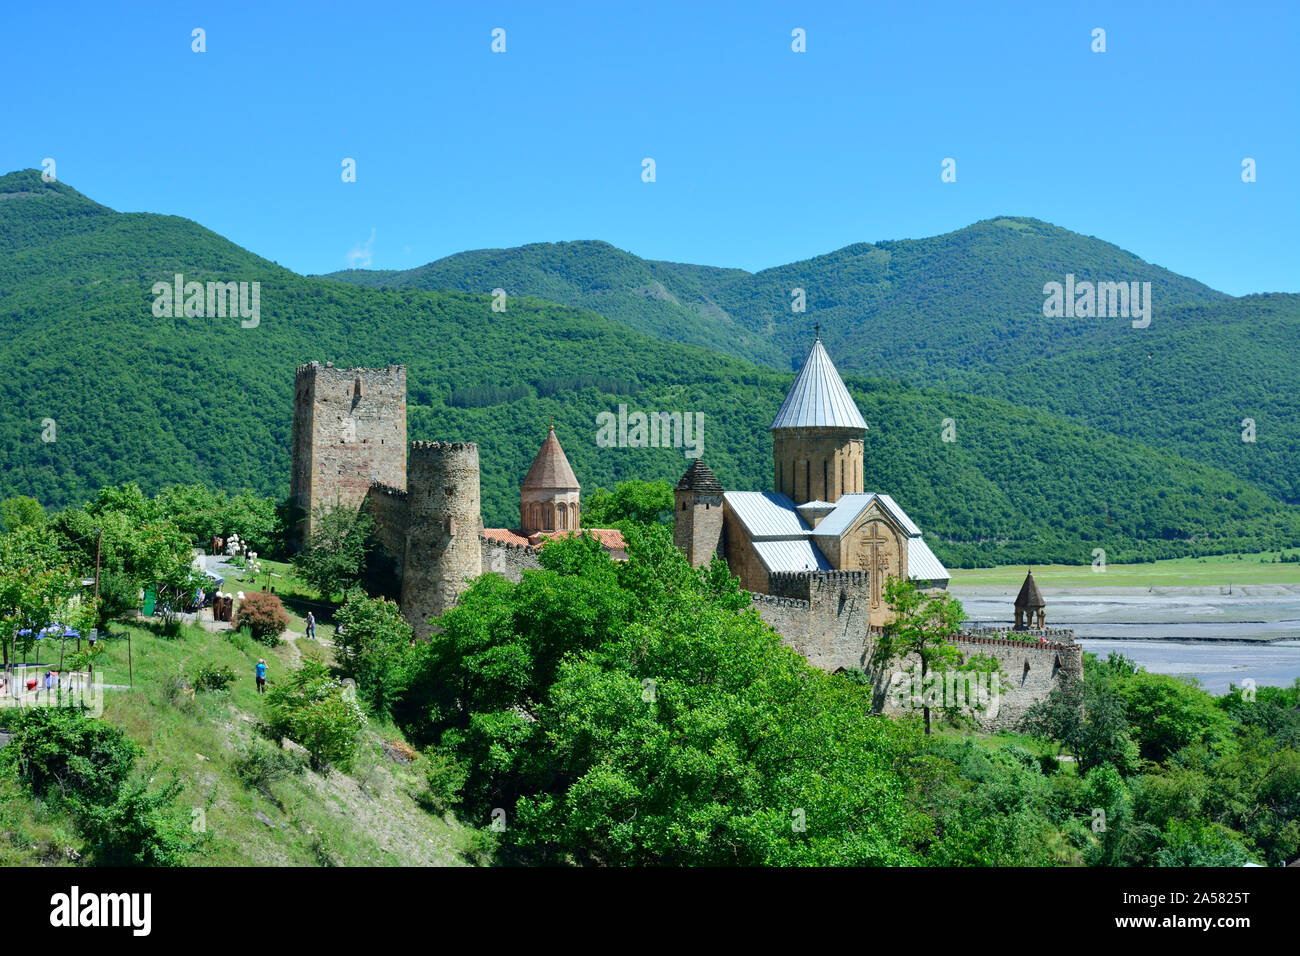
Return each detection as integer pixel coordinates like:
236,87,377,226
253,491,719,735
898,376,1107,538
860,521,891,608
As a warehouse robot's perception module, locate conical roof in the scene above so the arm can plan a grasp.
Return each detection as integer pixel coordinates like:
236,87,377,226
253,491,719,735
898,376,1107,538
522,426,580,490
770,338,868,431
1014,570,1046,610
675,459,724,493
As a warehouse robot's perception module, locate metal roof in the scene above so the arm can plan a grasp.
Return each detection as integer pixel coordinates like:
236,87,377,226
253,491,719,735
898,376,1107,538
810,493,922,538
723,491,810,538
753,539,833,573
907,537,950,584
770,339,868,431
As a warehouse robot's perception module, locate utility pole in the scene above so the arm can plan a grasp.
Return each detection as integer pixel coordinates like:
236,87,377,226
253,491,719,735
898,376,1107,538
89,527,101,680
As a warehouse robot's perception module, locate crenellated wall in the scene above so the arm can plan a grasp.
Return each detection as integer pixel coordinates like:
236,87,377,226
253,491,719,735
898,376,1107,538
480,536,542,582
751,569,1079,730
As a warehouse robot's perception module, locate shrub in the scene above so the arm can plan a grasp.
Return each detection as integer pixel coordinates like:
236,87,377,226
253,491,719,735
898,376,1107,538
77,771,203,866
0,708,139,810
235,591,290,646
232,739,307,792
195,662,236,692
265,660,366,772
421,749,467,813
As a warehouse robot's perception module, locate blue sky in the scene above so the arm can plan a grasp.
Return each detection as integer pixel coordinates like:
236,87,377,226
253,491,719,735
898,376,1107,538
3,0,1296,294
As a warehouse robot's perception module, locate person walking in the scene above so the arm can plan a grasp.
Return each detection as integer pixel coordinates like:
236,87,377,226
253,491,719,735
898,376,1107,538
255,658,267,694
305,612,315,641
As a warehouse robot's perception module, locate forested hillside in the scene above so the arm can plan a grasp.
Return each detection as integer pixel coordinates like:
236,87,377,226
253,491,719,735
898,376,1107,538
329,220,1300,504
3,168,1299,566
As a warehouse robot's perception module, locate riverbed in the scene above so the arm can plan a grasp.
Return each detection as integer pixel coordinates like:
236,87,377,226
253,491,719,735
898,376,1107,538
950,584,1300,693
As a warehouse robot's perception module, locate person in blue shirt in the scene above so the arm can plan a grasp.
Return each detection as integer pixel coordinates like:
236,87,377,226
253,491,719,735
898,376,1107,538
255,658,267,693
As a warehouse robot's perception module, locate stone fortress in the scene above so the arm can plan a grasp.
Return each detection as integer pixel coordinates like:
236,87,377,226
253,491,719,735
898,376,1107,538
290,361,622,640
671,335,1081,727
291,339,1081,727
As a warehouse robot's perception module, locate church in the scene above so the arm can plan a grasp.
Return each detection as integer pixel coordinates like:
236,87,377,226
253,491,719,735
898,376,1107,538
672,334,949,627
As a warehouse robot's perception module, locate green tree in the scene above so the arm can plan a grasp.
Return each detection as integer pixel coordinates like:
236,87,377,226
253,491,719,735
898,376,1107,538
292,504,373,602
873,577,965,734
0,495,45,532
0,526,76,669
333,589,413,717
1113,672,1234,763
1020,673,1140,774
265,659,367,772
581,480,673,527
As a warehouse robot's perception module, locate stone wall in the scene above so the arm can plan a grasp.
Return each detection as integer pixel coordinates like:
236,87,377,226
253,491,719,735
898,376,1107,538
291,362,407,549
751,570,1079,730
363,483,408,600
481,537,542,583
767,570,877,670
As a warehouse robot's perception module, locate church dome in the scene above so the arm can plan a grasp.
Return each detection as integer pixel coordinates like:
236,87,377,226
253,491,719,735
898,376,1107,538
522,425,580,491
770,339,868,432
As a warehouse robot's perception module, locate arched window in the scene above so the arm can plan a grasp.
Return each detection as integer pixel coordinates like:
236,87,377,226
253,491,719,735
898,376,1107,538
557,502,568,530
572,503,579,529
543,503,554,531
531,502,541,530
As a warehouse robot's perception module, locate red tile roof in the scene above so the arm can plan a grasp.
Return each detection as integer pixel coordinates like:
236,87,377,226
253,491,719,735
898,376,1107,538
482,527,626,555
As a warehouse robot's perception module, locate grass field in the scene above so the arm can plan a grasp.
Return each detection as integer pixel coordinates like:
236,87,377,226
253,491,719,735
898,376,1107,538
949,548,1300,588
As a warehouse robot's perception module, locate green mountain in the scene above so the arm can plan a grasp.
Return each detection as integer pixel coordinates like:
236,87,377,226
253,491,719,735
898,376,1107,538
3,168,1299,566
328,223,1300,503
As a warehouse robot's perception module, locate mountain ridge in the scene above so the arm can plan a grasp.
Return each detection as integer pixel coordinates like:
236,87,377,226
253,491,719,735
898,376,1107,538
3,168,1297,566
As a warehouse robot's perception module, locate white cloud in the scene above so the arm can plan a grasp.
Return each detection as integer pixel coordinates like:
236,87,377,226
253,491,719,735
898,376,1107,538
346,228,376,269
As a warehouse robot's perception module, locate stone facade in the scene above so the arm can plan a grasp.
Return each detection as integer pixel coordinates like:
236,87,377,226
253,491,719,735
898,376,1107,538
362,483,408,600
772,426,864,504
291,362,407,549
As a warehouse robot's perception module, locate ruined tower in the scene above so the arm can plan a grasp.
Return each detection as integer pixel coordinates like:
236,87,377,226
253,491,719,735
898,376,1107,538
519,426,581,533
673,459,725,567
290,362,407,549
400,441,484,640
770,336,866,505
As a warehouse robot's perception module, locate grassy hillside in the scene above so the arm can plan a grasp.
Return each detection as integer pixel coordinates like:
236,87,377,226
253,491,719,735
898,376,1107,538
3,168,1300,566
0,591,476,866
329,220,1300,503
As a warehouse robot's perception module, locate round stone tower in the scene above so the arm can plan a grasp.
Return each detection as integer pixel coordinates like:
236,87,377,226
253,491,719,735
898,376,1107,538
400,441,483,639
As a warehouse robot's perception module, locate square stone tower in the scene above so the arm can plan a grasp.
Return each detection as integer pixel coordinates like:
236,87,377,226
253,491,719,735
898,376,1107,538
290,362,407,549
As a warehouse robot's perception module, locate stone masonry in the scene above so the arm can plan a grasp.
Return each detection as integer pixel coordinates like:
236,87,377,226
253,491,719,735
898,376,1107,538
291,362,407,549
